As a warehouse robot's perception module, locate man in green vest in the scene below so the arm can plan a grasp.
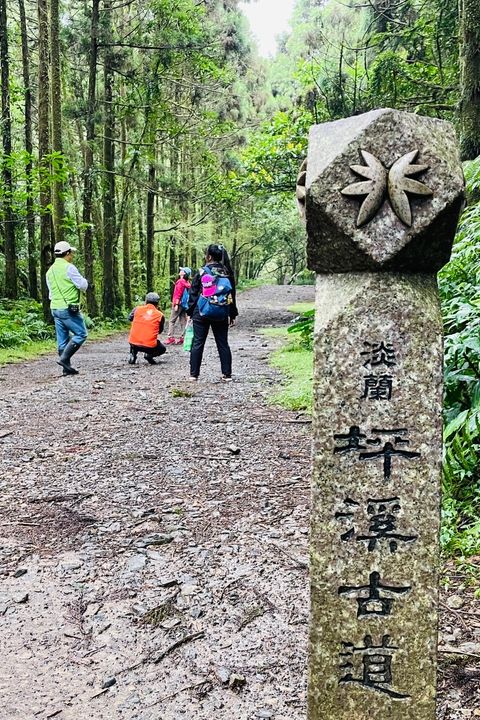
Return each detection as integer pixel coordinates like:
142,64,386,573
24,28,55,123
46,241,89,376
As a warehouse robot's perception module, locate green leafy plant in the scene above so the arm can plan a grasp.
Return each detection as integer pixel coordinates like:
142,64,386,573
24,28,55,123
0,301,54,348
287,308,314,350
438,156,480,557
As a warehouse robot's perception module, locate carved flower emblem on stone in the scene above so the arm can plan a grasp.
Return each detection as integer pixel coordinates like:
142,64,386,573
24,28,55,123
341,149,433,227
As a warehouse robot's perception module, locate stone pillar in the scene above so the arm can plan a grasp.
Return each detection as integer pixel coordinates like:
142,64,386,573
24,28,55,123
301,109,464,720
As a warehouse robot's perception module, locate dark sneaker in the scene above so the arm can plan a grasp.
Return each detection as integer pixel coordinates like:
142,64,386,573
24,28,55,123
128,351,137,365
144,355,157,365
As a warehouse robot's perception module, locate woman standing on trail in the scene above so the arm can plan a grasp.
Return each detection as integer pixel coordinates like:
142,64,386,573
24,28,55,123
186,244,238,381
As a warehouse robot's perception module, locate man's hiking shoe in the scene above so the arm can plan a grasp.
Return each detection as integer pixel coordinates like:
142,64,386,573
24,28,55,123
164,337,175,345
175,337,184,345
144,354,157,365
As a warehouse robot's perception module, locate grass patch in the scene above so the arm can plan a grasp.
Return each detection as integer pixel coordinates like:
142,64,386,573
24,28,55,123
259,326,289,338
270,340,313,412
287,301,315,315
237,278,268,292
170,388,194,398
0,339,56,365
263,303,314,412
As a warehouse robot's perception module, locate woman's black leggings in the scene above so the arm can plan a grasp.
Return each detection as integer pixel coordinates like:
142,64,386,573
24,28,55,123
190,313,232,377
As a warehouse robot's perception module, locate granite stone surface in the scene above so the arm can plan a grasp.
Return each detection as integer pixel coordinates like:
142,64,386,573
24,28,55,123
305,108,464,273
309,273,443,720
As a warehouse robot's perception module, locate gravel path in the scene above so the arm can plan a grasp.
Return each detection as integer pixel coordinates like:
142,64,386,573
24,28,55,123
0,285,314,720
1,284,476,720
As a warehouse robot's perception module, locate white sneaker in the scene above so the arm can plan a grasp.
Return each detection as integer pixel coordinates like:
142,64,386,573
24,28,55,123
188,376,198,382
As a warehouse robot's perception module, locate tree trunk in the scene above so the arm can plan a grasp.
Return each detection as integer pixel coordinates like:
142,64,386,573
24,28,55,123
122,213,132,310
231,231,238,278
373,0,393,34
102,0,116,317
138,186,145,291
120,116,131,309
19,0,37,299
50,0,65,243
0,0,17,298
146,163,155,291
82,0,99,315
459,0,480,159
169,235,176,280
38,0,52,317
168,144,178,281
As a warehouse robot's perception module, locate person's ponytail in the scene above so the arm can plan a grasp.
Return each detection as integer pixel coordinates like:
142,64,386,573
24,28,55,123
206,243,234,279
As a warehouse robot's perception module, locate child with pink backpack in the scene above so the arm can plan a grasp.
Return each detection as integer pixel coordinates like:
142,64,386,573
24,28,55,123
165,267,191,345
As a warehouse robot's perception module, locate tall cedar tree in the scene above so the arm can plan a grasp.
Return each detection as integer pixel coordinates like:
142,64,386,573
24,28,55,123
146,162,155,292
459,0,480,159
83,0,100,315
0,0,17,298
38,0,52,318
19,0,37,298
50,0,66,243
102,0,116,316
120,116,132,310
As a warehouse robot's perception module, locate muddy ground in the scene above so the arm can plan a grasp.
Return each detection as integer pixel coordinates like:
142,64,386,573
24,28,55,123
0,285,478,720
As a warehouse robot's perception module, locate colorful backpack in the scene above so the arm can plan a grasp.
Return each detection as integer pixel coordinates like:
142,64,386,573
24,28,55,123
197,266,232,320
180,287,190,310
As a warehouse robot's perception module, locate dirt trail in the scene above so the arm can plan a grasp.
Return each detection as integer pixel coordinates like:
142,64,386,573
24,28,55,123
0,285,314,720
0,284,477,720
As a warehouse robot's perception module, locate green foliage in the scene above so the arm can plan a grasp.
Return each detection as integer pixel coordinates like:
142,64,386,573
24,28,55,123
0,300,54,347
287,307,314,349
236,111,312,194
269,0,459,123
439,156,480,557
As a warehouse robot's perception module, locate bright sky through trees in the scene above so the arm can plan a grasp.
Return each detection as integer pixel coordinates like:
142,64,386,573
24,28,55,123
239,0,295,57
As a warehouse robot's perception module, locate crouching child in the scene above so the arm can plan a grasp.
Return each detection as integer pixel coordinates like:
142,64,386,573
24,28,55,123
128,292,166,365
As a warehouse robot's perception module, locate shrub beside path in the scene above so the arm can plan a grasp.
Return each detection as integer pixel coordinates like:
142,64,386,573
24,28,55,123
0,285,314,720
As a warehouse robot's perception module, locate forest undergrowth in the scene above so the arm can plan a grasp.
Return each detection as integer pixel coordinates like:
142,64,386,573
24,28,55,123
0,300,127,365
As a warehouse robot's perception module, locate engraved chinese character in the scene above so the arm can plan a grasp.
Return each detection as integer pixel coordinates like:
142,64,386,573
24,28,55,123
338,571,411,617
360,428,420,480
335,496,417,553
339,634,410,699
362,374,393,400
333,427,420,479
333,426,367,454
360,341,396,368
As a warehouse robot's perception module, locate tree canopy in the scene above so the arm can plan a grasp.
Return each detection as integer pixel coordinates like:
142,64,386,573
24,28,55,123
0,0,477,314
